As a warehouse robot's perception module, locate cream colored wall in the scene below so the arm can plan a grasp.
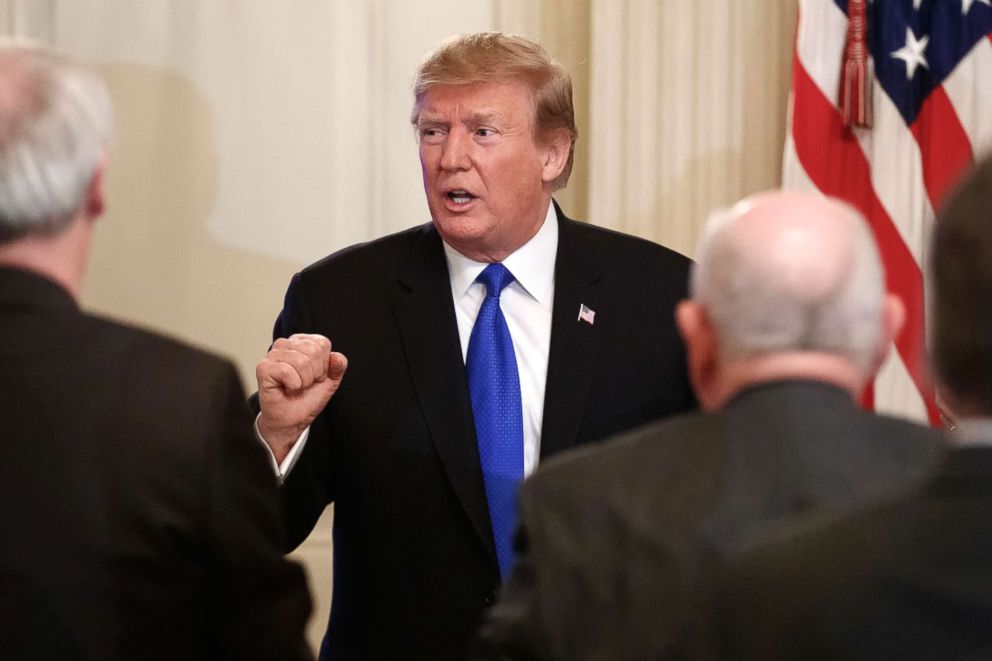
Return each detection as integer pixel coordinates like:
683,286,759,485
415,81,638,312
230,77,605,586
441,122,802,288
2,0,796,653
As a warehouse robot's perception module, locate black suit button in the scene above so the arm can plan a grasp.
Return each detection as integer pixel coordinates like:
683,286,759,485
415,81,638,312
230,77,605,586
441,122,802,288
484,587,497,605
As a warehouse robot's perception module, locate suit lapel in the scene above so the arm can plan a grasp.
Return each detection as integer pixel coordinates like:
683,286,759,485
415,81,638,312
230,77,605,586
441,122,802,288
393,225,497,566
540,205,606,460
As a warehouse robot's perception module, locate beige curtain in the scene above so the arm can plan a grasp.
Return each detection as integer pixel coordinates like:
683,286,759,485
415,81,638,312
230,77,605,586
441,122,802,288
585,0,797,257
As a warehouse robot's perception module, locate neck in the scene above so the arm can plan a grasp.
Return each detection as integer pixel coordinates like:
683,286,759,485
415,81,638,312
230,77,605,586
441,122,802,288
0,216,91,300
710,352,863,409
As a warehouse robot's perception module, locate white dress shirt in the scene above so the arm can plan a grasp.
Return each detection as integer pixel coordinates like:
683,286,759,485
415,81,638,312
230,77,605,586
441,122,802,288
261,201,558,479
443,201,557,476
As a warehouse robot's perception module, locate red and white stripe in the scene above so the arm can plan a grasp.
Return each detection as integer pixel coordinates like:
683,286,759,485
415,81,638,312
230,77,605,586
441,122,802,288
786,0,992,424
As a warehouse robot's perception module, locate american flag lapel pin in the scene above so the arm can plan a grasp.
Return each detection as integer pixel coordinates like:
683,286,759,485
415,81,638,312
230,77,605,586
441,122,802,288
577,303,596,325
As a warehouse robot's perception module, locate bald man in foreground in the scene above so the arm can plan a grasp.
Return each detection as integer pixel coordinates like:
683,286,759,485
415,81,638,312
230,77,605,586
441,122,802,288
475,191,942,660
721,157,992,660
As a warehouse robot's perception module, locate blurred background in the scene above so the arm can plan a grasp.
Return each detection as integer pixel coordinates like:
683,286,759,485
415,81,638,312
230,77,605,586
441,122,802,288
0,0,797,651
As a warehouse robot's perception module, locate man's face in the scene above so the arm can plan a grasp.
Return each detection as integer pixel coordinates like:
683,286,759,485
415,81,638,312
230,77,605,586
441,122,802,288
416,81,564,262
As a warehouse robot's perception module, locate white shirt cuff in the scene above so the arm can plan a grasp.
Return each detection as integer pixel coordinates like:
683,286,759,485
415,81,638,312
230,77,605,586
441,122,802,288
253,414,310,483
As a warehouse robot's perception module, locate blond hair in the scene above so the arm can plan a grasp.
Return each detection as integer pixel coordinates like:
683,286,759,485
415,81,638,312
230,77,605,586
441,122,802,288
411,32,576,190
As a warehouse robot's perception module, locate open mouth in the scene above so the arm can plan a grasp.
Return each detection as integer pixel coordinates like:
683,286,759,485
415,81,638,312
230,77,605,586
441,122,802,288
446,190,476,206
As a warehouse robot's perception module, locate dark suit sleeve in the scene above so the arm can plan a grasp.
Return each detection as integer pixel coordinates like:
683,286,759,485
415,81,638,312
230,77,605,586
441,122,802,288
253,272,338,549
205,364,314,660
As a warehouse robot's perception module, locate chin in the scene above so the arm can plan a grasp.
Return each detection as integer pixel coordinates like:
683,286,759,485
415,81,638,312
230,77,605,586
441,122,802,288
434,215,485,241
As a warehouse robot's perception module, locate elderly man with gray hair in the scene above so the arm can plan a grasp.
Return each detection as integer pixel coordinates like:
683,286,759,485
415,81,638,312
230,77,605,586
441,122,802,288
0,43,312,660
476,190,942,660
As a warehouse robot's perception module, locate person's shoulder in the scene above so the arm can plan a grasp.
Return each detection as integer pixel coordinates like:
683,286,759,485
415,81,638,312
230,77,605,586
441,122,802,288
285,222,437,309
78,314,244,456
81,312,236,386
562,214,692,272
733,488,911,591
299,222,433,281
867,411,943,438
523,410,715,502
862,412,945,459
727,503,873,616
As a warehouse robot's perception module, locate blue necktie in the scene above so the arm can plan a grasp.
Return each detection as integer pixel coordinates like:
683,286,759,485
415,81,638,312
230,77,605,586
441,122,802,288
466,263,524,580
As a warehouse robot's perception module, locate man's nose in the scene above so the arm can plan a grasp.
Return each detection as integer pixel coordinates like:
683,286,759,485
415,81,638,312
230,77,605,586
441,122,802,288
440,129,471,171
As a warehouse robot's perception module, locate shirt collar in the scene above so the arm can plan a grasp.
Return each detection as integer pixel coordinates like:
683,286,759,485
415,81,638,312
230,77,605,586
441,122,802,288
443,201,558,305
950,417,992,448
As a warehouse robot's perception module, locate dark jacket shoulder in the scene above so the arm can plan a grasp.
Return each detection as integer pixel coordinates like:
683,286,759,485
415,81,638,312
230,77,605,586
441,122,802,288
83,312,235,376
565,217,692,273
521,382,942,524
297,223,433,291
80,312,242,411
521,410,716,515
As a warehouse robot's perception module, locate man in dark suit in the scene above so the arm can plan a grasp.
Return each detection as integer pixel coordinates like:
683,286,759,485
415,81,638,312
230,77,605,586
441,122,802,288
252,33,695,659
475,191,943,660
721,157,992,661
0,43,312,660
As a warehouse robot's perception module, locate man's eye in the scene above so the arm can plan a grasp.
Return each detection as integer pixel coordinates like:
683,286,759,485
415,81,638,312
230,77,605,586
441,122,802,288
476,128,496,137
420,127,445,142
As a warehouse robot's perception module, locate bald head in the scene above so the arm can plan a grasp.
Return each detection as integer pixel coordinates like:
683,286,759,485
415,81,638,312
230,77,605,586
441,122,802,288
691,191,889,376
0,41,111,243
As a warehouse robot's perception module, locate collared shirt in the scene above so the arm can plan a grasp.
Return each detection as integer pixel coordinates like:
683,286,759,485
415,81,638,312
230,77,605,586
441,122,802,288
443,201,557,476
262,201,558,479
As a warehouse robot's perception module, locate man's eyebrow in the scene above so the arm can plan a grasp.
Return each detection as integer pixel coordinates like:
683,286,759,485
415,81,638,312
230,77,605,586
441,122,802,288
417,110,507,125
416,113,447,125
466,111,504,124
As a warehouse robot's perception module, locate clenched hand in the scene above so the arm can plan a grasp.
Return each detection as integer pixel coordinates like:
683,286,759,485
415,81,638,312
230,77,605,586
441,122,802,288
256,333,348,462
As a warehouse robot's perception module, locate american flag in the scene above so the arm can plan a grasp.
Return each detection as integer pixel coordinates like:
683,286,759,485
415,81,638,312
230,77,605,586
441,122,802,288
786,0,992,424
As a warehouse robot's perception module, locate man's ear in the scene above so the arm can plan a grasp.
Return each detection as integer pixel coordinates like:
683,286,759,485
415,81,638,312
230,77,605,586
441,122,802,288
83,151,108,222
540,130,570,184
866,293,905,378
676,300,720,411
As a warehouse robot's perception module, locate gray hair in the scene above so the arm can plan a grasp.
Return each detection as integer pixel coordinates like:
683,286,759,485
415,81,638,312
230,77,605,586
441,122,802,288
0,41,112,243
691,195,886,373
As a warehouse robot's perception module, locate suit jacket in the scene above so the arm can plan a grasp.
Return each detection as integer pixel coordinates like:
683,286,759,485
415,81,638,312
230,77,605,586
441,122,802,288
0,267,312,660
265,205,696,659
475,380,943,661
722,444,992,661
